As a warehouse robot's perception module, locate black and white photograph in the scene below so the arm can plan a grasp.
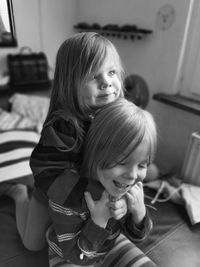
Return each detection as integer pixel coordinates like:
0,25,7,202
0,1,200,267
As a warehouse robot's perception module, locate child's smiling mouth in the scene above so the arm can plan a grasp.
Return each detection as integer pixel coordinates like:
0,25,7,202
98,92,114,98
113,180,132,190
113,178,143,193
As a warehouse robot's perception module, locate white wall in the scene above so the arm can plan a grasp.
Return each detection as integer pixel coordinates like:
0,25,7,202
148,99,200,174
77,0,189,96
39,0,77,69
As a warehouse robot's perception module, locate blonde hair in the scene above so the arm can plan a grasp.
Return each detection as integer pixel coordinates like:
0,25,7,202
44,32,125,148
81,98,157,179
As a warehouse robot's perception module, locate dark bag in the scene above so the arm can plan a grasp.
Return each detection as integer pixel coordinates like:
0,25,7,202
7,46,49,87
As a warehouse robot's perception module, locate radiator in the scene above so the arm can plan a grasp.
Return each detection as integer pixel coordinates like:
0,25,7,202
181,131,200,186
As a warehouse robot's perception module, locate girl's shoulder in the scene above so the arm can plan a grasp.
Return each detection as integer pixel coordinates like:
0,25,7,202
43,114,76,136
40,116,77,149
52,116,76,136
41,114,91,150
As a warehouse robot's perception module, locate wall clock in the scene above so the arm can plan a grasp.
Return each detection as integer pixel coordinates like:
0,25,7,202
156,4,176,30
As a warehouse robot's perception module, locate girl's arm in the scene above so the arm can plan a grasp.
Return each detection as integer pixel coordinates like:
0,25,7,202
122,182,153,242
122,209,153,242
30,118,84,202
47,197,110,265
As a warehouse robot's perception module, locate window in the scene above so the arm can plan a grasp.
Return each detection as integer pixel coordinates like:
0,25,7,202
0,0,17,47
175,0,200,101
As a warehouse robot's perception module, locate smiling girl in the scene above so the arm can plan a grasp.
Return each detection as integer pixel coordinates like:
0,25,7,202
47,98,157,266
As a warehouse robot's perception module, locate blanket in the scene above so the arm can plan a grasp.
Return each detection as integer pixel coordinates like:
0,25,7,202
144,177,200,225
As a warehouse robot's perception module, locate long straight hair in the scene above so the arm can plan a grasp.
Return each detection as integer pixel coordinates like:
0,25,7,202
81,98,157,179
44,32,125,149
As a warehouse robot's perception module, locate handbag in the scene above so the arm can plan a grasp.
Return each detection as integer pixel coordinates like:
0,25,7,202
7,46,49,87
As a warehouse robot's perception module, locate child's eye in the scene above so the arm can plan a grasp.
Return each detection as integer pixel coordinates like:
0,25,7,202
89,73,97,80
109,70,116,76
119,160,126,166
111,160,126,167
139,163,147,169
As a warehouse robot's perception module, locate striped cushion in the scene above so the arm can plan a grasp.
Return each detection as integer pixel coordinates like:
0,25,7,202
0,129,40,183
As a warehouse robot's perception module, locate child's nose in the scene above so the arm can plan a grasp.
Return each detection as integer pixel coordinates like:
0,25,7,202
99,75,111,90
128,166,138,181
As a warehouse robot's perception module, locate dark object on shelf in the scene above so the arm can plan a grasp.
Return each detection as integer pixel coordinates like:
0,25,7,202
74,22,91,30
91,23,101,30
7,46,50,88
120,24,138,32
124,74,149,108
74,22,153,41
102,24,120,31
139,28,153,34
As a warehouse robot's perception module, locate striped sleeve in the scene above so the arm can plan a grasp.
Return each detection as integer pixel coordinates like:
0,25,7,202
123,209,153,243
47,198,110,265
100,234,158,267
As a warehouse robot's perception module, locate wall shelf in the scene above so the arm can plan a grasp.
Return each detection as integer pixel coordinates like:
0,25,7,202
74,23,153,41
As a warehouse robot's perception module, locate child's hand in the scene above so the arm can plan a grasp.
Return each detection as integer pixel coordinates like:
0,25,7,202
108,196,127,220
84,191,111,228
125,182,146,226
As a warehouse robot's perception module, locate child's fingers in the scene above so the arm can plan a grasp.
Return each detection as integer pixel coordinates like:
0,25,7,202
108,197,128,220
136,181,143,189
110,209,126,220
126,191,134,202
132,181,143,190
109,204,125,218
84,192,95,211
108,200,124,210
129,182,143,195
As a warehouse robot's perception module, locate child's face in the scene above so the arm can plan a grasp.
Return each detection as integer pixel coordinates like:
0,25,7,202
80,49,122,109
97,139,149,198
